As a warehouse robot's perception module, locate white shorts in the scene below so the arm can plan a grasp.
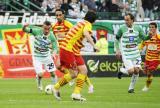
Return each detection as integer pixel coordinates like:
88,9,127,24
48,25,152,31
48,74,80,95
32,56,56,74
122,57,142,70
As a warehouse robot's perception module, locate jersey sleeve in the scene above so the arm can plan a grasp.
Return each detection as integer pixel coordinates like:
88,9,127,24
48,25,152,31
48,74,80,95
65,20,73,29
157,34,160,39
83,23,92,33
50,33,59,54
24,26,41,36
52,23,56,30
115,27,122,50
138,26,150,40
116,27,122,40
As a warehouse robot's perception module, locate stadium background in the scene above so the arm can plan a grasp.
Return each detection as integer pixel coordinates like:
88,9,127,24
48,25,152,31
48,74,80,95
0,0,160,78
0,12,160,78
1,1,160,108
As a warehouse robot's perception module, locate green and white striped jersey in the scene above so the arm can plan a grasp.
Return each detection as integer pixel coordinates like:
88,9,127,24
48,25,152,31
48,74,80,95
116,24,149,60
24,27,58,58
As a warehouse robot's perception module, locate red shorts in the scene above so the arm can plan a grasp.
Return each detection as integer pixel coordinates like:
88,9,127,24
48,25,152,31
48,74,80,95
60,48,85,70
144,60,159,72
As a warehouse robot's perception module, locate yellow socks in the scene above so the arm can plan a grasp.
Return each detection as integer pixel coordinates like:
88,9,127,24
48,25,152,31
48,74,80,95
73,73,86,94
54,72,72,90
85,76,92,86
146,75,153,88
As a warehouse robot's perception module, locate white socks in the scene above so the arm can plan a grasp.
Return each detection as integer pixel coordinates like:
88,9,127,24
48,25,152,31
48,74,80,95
129,74,139,90
51,75,58,84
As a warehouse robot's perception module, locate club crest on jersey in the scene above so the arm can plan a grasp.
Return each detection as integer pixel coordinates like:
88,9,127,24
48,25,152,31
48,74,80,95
129,36,134,43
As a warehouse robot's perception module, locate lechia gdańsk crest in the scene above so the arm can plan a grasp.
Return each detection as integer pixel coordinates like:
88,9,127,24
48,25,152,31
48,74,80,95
2,29,31,54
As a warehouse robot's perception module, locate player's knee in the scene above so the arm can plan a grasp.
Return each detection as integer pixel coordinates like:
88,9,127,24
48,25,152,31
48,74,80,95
134,67,141,74
37,72,44,77
128,68,134,74
70,72,77,78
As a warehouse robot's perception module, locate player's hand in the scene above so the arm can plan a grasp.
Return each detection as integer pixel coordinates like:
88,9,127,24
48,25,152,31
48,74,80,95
22,23,29,31
94,45,100,52
24,23,29,27
116,50,121,60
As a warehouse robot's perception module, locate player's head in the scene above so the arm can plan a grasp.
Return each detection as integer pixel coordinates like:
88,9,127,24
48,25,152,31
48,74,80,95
149,22,157,35
43,20,51,35
55,9,65,23
84,11,97,24
124,13,134,27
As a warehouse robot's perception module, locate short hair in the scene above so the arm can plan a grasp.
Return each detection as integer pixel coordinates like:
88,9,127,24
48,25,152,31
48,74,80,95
149,22,157,28
55,9,65,14
125,13,135,22
44,20,51,26
84,11,97,23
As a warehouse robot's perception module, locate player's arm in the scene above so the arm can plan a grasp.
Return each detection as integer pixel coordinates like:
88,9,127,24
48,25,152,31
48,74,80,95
50,33,59,54
115,27,122,50
83,23,99,52
157,34,160,53
84,31,99,52
22,24,31,33
22,24,40,36
115,27,122,59
138,41,145,50
139,27,151,40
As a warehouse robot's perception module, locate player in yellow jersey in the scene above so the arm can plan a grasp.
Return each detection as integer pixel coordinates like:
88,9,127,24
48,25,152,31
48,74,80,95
139,22,160,92
52,11,99,101
52,9,94,93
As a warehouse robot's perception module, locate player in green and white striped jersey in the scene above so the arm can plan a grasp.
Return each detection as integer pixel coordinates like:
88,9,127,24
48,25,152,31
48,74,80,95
23,21,59,91
115,13,151,93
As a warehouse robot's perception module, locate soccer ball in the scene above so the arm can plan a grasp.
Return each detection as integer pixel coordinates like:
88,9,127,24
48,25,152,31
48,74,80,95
45,84,53,95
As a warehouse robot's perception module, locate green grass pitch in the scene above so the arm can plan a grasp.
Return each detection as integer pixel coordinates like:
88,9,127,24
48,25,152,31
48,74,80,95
0,77,160,108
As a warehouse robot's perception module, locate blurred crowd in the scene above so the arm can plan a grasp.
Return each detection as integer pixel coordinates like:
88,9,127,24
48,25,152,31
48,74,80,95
1,0,160,20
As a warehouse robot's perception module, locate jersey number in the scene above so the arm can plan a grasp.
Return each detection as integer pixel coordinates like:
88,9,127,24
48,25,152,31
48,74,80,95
47,63,54,70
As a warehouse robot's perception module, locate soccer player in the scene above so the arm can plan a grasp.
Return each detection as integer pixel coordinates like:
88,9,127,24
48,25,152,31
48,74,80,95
115,13,151,93
52,11,99,101
23,21,59,91
52,9,94,93
140,22,160,92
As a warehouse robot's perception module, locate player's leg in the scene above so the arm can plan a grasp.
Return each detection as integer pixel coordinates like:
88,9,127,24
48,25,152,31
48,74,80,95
44,56,57,84
118,58,136,93
128,68,139,93
142,61,151,91
142,60,158,91
52,49,77,100
33,58,44,91
72,65,87,101
85,76,94,93
72,56,87,101
117,58,132,79
76,55,94,93
53,68,76,100
54,54,75,86
142,73,153,92
128,58,142,93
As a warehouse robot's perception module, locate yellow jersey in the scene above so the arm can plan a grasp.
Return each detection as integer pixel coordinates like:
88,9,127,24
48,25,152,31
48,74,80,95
52,20,73,47
61,20,92,55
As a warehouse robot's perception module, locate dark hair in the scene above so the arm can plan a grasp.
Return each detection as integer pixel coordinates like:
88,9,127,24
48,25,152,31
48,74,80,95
84,11,97,23
44,20,51,26
149,22,157,28
55,9,65,14
125,13,135,22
